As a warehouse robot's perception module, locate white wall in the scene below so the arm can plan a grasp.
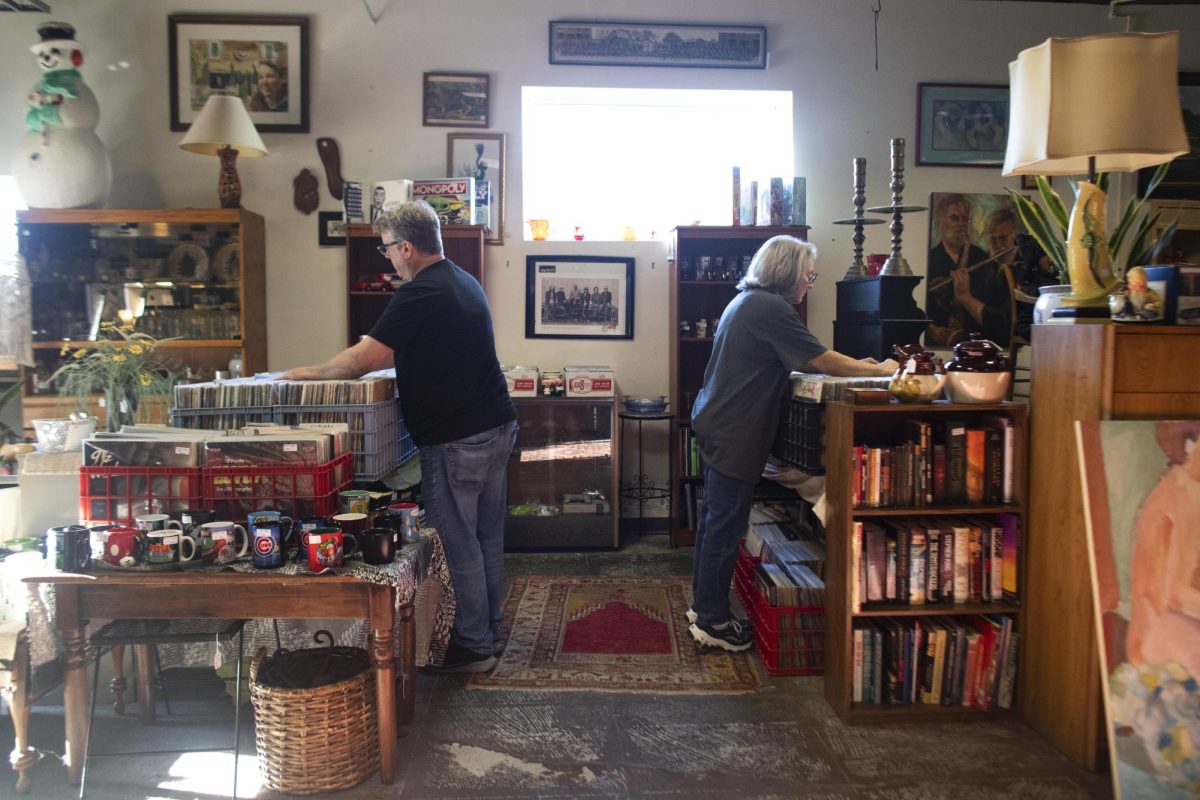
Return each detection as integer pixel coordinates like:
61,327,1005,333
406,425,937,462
3,1,1198,514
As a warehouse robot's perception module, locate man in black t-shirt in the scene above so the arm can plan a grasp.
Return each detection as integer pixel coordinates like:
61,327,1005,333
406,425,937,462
281,201,516,673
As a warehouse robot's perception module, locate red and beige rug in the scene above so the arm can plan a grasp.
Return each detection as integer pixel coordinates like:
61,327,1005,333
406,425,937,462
468,575,760,694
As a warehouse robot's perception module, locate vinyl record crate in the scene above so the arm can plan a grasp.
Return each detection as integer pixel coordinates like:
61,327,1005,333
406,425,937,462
80,465,204,525
735,541,825,676
201,453,353,520
273,399,410,482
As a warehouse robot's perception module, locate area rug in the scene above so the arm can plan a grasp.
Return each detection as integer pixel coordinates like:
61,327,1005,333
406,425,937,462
468,575,760,694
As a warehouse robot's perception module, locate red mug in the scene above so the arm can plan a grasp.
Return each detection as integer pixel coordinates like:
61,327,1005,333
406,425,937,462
304,527,359,574
101,526,145,567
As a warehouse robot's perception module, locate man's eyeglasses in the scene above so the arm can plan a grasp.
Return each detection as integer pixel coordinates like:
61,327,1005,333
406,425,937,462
376,240,403,256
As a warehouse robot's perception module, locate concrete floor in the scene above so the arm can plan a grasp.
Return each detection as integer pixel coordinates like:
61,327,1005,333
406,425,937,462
2,535,1114,799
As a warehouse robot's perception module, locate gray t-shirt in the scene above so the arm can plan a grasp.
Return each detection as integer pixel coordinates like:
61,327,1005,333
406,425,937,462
691,288,827,483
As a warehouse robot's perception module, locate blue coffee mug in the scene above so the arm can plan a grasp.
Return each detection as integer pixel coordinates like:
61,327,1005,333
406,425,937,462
251,521,289,569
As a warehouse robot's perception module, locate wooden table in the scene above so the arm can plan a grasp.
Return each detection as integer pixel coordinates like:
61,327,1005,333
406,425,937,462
24,571,416,787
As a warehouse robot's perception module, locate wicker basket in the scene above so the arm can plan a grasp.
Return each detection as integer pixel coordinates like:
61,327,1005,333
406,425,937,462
249,632,379,795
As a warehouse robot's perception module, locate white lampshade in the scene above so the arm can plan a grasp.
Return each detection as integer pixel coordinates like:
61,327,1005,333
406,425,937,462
179,94,268,157
1003,31,1188,176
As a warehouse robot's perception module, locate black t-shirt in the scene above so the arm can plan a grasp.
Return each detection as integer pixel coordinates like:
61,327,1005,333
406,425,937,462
367,259,515,446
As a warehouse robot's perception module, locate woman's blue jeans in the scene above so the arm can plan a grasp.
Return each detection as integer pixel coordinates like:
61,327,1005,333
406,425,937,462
418,420,517,653
691,465,755,628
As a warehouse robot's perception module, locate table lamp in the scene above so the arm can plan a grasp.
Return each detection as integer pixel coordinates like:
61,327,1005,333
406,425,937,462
1002,31,1188,308
179,93,267,209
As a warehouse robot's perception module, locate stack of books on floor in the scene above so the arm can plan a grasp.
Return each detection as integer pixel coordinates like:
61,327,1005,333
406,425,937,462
852,615,1018,710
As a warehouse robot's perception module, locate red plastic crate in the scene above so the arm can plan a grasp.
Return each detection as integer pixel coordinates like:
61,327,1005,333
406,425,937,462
201,453,352,521
80,466,204,525
735,540,825,676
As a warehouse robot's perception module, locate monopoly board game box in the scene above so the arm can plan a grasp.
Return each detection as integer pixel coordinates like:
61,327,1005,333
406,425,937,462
412,178,475,225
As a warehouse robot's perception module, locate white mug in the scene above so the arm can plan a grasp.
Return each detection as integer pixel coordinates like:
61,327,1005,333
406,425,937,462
136,514,183,533
199,521,249,565
145,530,195,564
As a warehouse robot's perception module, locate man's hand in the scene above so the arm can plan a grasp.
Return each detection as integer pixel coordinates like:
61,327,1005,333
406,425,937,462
952,267,972,304
279,366,322,380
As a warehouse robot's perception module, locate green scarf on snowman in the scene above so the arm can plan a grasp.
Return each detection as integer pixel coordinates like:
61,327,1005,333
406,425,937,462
26,68,82,133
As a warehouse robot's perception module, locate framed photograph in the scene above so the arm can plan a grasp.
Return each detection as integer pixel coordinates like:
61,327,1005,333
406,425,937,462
317,211,346,246
448,133,506,246
1178,264,1200,324
168,14,309,133
422,72,489,128
916,83,1009,167
526,256,635,340
549,20,767,69
925,192,1025,348
1139,73,1200,198
1020,175,1038,191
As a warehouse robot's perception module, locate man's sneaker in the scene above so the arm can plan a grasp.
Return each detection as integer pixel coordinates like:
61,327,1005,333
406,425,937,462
687,607,751,630
492,638,506,657
428,642,498,673
690,619,753,652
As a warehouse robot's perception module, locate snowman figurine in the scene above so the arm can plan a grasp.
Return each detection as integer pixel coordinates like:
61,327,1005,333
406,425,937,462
12,21,111,209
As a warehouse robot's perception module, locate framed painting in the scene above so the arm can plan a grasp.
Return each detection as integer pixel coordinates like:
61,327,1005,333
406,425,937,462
526,256,634,339
422,72,489,128
916,83,1009,167
447,133,506,245
168,14,309,133
1139,73,1200,198
549,20,767,69
317,211,346,246
1076,420,1200,800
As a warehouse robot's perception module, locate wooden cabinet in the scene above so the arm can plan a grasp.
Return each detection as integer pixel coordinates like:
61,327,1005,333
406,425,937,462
1022,324,1200,769
667,224,809,546
822,399,1027,723
344,223,484,346
16,208,265,434
506,397,618,550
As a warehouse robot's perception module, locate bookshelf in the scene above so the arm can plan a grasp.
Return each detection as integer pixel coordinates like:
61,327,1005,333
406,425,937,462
344,223,484,346
667,224,810,546
822,399,1027,723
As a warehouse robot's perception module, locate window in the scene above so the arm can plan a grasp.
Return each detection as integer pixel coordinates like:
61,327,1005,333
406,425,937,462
522,87,793,241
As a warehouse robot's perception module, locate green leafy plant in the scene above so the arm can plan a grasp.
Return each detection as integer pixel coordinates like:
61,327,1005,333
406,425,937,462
51,324,176,431
1006,163,1178,284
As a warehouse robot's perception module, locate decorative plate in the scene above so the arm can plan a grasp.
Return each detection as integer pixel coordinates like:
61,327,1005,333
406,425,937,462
212,242,240,283
166,243,210,282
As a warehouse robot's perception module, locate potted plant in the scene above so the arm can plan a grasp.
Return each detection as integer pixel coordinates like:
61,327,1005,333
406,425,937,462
51,323,177,432
1007,165,1178,320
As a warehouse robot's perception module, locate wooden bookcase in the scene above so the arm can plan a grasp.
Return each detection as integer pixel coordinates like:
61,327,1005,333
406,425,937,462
822,399,1028,723
667,224,809,546
345,223,484,346
16,208,266,434
1022,324,1200,769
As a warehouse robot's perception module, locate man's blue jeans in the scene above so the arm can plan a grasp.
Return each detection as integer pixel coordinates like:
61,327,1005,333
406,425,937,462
419,420,517,653
692,465,755,628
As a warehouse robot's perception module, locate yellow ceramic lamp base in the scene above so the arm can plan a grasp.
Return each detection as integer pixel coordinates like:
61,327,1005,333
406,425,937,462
1064,181,1120,307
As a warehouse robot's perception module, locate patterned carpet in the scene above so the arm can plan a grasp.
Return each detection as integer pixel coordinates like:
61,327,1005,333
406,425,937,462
469,575,760,693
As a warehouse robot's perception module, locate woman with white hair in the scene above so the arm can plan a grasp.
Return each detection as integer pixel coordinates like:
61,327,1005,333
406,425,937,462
689,236,897,651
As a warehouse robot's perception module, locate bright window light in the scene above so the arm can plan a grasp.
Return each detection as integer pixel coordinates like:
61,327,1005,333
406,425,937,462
522,87,793,241
0,176,25,277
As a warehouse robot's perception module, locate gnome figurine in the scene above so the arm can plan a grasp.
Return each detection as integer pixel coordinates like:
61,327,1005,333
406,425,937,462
12,21,111,208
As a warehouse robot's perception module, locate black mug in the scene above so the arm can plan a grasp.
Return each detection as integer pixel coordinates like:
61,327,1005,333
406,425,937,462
360,527,396,565
45,525,92,572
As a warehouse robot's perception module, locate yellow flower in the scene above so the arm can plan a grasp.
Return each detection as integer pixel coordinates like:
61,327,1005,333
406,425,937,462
110,354,127,362
59,344,70,356
128,343,145,355
73,349,86,359
140,373,152,387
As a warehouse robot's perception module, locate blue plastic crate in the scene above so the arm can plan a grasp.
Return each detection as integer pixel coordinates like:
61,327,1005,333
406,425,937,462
273,399,403,482
169,406,276,430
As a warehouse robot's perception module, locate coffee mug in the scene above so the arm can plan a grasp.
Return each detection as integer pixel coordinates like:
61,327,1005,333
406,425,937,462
339,489,371,515
251,521,291,569
360,527,396,565
146,530,196,565
88,524,116,564
248,509,294,537
45,525,91,572
294,516,329,561
304,527,359,573
179,509,216,543
387,502,421,543
100,526,146,567
135,514,183,533
331,513,368,546
199,521,249,565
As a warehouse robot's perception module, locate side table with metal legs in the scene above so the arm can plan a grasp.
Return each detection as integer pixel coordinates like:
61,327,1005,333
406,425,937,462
618,410,673,538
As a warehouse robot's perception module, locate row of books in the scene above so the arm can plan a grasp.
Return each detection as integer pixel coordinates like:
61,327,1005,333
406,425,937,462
682,481,705,533
852,515,1018,611
853,615,1017,711
678,427,704,478
173,373,397,410
852,416,1016,508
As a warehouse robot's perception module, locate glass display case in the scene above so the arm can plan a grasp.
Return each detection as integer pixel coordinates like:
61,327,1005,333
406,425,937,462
506,397,618,549
15,209,266,433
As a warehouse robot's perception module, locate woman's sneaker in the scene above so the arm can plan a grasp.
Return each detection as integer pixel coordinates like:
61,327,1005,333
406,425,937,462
686,608,751,630
689,618,753,652
429,642,498,673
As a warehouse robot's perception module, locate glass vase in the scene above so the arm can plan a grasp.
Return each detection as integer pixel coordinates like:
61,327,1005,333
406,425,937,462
104,386,135,432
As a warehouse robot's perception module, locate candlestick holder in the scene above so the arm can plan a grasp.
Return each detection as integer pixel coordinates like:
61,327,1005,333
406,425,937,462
866,138,927,277
832,156,886,280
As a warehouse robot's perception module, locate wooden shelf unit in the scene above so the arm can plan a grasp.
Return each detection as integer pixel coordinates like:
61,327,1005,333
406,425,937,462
1022,324,1200,769
667,225,809,546
16,208,265,435
822,399,1028,724
344,223,484,347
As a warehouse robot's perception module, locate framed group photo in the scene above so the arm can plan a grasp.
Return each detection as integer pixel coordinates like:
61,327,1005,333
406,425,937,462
548,20,767,69
447,133,506,245
916,83,1009,167
168,13,309,133
422,72,489,128
526,256,634,340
